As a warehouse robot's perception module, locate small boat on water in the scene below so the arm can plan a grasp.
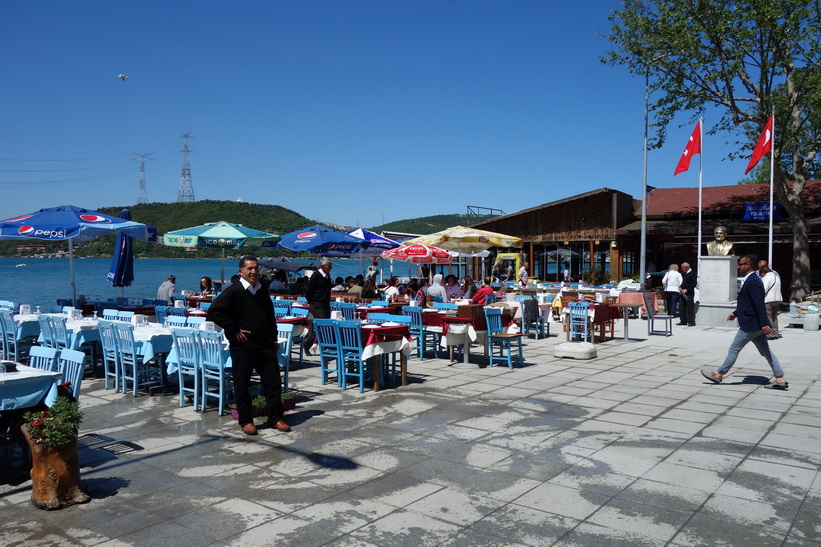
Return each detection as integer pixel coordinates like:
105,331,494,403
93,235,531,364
16,263,26,267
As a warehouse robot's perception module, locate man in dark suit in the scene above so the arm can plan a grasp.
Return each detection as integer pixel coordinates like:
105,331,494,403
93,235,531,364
678,262,697,326
303,257,333,355
701,256,788,389
208,255,291,435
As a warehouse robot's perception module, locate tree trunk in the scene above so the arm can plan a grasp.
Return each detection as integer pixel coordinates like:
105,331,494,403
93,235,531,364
774,168,812,300
22,425,90,510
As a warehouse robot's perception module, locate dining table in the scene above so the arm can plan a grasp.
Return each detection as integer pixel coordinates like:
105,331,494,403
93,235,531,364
616,291,658,317
360,323,412,391
0,364,62,410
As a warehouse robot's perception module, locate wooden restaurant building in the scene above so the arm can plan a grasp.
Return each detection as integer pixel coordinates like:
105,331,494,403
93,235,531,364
472,182,821,292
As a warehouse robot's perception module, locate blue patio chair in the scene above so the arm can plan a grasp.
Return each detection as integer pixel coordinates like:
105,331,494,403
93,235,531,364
313,319,342,387
154,306,168,325
484,294,497,305
380,315,411,384
429,295,443,303
166,316,188,328
401,306,439,360
168,307,186,317
337,302,357,320
276,323,294,393
97,320,120,391
521,298,548,339
38,315,56,349
62,306,76,314
297,296,308,305
366,313,393,325
102,309,119,321
28,346,59,371
57,349,85,401
49,315,72,350
568,301,592,342
0,309,22,362
337,320,371,392
49,306,63,314
370,300,389,307
485,307,524,369
118,311,135,320
291,307,309,318
433,302,458,310
199,330,232,415
198,302,211,311
273,300,293,318
172,328,201,410
154,299,169,306
113,322,162,396
187,316,205,326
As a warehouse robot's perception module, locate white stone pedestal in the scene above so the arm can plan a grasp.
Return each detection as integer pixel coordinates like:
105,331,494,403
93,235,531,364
697,256,738,327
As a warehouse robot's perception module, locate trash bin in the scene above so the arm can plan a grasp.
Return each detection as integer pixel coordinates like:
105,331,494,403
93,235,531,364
804,313,820,331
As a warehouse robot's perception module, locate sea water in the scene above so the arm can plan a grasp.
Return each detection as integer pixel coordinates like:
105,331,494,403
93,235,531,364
0,257,398,309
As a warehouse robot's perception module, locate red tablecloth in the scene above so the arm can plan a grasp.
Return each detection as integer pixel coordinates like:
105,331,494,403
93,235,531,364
361,324,410,347
421,311,513,334
590,303,621,324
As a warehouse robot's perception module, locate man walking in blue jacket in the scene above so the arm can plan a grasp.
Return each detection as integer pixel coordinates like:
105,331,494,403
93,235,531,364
701,255,788,390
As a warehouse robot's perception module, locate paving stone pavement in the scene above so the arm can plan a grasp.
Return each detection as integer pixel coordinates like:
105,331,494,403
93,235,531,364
2,319,820,546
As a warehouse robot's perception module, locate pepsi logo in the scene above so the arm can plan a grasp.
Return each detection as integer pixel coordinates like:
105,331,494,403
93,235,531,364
297,232,316,239
18,225,34,235
79,214,110,223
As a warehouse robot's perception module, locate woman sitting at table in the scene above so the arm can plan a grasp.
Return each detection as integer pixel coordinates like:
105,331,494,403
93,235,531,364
331,276,346,292
461,276,477,299
428,274,448,303
361,279,379,299
382,277,400,301
415,278,429,307
472,276,494,305
199,276,214,296
444,275,462,300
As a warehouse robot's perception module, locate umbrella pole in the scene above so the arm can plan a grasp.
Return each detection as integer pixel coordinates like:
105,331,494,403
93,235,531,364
221,248,226,286
69,239,77,307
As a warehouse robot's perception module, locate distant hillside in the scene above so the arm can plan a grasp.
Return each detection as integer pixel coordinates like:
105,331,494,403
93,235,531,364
97,200,311,235
369,214,494,235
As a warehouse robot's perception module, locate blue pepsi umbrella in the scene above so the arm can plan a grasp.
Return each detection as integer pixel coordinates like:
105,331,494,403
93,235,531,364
320,228,399,258
276,225,368,255
106,209,135,293
0,205,156,306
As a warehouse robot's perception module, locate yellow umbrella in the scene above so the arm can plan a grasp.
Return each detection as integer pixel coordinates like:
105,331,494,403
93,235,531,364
403,226,522,254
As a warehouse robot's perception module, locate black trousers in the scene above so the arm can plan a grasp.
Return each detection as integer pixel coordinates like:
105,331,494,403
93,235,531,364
230,339,283,427
304,302,330,349
679,292,696,325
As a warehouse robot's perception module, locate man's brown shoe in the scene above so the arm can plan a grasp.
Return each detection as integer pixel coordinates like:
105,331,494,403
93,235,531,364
241,423,258,435
272,420,292,432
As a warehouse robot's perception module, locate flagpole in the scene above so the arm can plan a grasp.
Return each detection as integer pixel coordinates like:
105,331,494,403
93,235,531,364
697,118,703,274
768,111,775,267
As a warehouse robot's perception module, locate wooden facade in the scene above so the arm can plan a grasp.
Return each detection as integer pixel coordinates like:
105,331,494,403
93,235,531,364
472,188,636,281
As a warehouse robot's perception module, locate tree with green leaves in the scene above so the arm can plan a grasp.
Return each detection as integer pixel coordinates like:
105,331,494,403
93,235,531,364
604,0,821,298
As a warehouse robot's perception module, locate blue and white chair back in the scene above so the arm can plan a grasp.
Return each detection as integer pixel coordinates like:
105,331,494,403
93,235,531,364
57,348,85,401
28,346,59,371
166,315,188,328
314,319,342,386
199,330,232,415
276,323,294,393
97,320,120,391
38,315,56,349
172,328,201,409
337,320,369,392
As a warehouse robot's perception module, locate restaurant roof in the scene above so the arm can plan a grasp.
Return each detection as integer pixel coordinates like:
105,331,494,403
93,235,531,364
646,180,821,218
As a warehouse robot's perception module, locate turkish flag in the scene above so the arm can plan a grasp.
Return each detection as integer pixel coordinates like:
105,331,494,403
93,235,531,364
744,114,774,174
674,120,702,175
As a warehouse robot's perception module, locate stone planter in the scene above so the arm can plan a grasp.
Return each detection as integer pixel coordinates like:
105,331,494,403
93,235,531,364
22,425,90,510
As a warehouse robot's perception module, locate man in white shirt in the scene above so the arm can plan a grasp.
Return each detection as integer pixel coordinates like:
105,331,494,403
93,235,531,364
758,260,782,339
518,262,529,285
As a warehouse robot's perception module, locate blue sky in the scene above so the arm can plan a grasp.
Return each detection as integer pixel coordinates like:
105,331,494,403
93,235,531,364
0,1,752,229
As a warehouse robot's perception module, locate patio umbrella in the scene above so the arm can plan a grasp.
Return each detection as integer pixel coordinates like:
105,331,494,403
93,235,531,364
162,221,278,284
0,205,156,306
321,228,401,283
381,244,452,264
276,225,368,255
106,208,135,296
403,226,523,254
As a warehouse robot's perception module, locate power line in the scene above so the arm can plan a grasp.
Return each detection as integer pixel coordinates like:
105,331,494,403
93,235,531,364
131,153,154,204
177,132,195,202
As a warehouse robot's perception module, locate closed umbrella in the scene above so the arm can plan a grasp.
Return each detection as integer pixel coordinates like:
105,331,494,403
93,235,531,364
403,226,522,254
0,205,156,306
162,221,278,285
106,209,135,296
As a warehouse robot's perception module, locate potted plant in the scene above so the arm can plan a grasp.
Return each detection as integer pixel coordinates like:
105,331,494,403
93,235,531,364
21,391,90,510
229,392,298,421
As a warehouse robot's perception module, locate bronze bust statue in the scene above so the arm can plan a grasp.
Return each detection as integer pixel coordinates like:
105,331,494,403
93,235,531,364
706,225,734,256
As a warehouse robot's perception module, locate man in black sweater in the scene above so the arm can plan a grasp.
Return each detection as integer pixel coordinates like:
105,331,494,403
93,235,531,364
678,261,697,326
208,255,290,435
303,257,333,355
